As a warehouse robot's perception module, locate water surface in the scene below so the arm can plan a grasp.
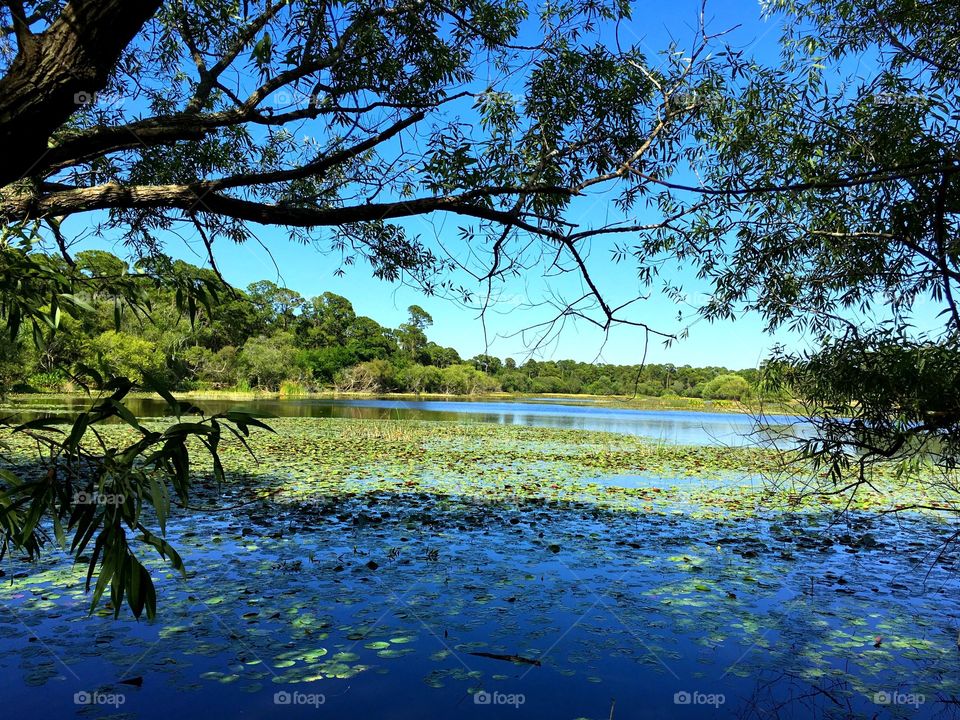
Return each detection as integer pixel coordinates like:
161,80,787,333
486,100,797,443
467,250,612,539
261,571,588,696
4,394,806,446
0,402,949,720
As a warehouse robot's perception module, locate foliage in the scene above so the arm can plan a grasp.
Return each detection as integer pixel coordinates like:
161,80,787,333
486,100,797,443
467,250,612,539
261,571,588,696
701,373,752,401
334,359,398,393
5,248,766,398
0,227,273,619
89,330,168,386
3,0,954,621
764,329,960,480
238,333,302,390
0,0,703,340
598,0,960,472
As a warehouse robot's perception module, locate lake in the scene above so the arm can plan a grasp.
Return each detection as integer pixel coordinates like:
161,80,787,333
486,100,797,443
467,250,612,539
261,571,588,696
3,394,807,446
0,398,956,719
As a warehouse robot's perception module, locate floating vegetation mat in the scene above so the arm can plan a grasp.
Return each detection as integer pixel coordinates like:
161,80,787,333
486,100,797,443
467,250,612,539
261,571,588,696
1,418,959,719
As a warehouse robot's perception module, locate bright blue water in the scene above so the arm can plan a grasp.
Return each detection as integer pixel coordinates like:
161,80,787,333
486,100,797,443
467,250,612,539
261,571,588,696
0,397,951,720
6,394,807,446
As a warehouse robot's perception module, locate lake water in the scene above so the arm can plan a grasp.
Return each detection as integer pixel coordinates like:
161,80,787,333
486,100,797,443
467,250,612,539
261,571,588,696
4,394,807,447
0,397,955,720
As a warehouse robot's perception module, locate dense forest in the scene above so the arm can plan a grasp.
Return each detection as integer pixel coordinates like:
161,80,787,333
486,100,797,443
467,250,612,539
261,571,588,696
3,250,760,400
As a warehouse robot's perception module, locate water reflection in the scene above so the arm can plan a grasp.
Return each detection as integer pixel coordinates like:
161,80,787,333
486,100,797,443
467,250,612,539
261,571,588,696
3,394,808,446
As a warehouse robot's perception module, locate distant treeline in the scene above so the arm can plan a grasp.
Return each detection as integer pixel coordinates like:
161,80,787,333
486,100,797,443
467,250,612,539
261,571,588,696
3,250,768,400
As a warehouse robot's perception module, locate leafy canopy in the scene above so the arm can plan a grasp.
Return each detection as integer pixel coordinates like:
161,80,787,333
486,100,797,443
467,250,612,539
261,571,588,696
0,0,719,619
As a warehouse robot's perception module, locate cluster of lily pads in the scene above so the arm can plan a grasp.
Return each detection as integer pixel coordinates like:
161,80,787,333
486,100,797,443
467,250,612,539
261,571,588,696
1,417,959,719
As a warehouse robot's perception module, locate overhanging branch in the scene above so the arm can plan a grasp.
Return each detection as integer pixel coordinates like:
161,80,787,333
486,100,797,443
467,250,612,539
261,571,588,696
0,0,163,185
0,181,571,234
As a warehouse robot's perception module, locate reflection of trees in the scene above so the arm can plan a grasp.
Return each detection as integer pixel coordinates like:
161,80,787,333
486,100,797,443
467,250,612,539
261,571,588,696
737,671,858,719
737,670,960,720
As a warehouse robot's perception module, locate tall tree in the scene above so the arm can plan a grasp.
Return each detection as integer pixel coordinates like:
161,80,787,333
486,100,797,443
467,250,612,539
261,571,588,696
247,280,304,331
299,292,356,347
0,0,710,343
625,0,960,481
396,304,432,359
0,0,716,618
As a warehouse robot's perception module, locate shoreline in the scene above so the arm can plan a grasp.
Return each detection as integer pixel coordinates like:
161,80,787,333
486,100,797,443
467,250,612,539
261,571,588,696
3,389,801,416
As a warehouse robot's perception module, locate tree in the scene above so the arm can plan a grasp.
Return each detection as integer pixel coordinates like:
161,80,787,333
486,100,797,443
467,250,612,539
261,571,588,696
701,373,750,401
0,0,707,618
397,363,442,394
300,345,358,383
181,343,241,387
4,0,951,619
203,289,260,351
238,333,301,389
75,249,128,279
335,358,396,393
470,353,502,374
0,233,268,619
89,329,169,385
611,0,960,480
439,363,499,394
0,0,718,348
298,292,356,348
345,316,396,360
423,342,461,368
405,305,433,332
247,280,304,332
396,305,433,360
769,0,960,477
0,333,29,389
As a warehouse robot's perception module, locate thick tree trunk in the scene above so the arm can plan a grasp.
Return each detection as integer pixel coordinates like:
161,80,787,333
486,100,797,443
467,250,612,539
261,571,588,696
0,0,161,186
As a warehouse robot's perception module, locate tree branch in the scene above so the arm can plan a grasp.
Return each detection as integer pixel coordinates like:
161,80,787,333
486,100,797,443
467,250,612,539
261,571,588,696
0,0,163,185
629,159,959,197
0,181,571,235
185,1,288,113
2,0,32,49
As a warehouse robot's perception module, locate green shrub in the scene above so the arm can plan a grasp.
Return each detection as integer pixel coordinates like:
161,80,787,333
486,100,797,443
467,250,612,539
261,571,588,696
702,373,752,400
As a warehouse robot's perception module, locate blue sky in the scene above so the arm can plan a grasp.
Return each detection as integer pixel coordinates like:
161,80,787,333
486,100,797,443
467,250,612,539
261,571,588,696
64,0,824,370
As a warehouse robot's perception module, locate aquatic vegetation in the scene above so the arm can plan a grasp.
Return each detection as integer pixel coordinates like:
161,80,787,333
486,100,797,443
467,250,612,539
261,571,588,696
0,417,958,718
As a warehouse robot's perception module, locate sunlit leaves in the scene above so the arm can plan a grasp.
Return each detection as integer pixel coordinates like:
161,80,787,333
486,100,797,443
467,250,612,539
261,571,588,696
0,383,273,619
0,239,276,619
764,329,960,473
